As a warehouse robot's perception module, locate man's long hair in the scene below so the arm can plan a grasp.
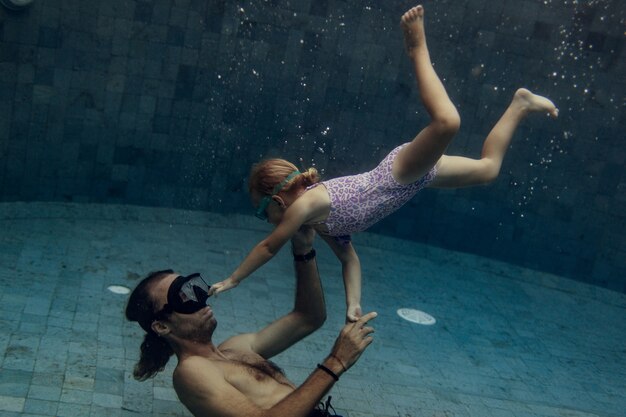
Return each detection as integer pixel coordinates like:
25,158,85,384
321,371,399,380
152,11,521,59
125,269,175,381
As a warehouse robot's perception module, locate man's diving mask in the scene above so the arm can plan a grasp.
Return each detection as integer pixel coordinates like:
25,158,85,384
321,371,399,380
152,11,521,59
255,170,301,221
154,273,211,320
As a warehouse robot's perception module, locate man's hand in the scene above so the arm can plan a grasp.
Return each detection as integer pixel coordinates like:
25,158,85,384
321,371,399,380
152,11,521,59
329,311,377,371
209,276,239,296
291,225,316,254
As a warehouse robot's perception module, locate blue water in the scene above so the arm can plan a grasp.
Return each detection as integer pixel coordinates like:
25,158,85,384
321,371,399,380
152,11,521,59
1,0,625,416
0,202,624,416
1,0,624,290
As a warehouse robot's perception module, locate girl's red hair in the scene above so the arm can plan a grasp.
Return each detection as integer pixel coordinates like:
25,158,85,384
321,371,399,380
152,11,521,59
248,159,320,196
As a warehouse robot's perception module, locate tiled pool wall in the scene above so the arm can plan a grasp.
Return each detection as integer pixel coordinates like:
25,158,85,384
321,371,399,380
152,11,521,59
0,0,624,291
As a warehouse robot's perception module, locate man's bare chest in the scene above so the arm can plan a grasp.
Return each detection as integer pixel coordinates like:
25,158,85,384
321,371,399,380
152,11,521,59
222,352,295,391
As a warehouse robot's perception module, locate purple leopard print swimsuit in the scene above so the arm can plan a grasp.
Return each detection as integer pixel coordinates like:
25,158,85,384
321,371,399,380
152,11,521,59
311,143,437,238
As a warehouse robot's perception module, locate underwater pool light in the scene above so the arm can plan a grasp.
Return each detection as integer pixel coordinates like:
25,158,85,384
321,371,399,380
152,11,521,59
397,308,436,325
0,0,34,10
107,285,131,295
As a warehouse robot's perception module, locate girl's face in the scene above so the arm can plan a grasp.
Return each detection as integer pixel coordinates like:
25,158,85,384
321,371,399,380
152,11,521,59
252,191,285,225
265,197,285,225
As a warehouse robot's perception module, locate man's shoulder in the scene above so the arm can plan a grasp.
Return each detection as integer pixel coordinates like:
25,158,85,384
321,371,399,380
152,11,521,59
174,355,222,385
217,332,256,353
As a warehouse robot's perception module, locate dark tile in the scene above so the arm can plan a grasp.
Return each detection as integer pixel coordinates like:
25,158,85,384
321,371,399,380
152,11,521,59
585,31,606,52
155,97,172,116
532,21,552,42
120,93,139,113
134,1,153,23
598,163,622,196
152,1,171,24
204,12,222,34
183,28,201,49
106,180,128,198
310,0,329,17
0,43,18,63
174,64,196,99
79,144,97,160
34,66,54,86
38,27,62,48
574,5,596,25
153,115,170,134
237,20,258,40
113,146,145,165
169,6,187,27
167,25,185,46
303,31,322,52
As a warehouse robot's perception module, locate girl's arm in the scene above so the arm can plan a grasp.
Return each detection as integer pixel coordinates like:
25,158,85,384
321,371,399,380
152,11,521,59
319,235,363,322
211,196,323,295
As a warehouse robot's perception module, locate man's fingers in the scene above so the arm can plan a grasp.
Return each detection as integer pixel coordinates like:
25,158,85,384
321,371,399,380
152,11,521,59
359,326,375,345
350,315,376,346
358,328,375,350
355,311,378,326
361,326,375,335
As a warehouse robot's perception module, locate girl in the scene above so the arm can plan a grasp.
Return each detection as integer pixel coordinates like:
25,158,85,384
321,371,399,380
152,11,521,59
210,5,558,322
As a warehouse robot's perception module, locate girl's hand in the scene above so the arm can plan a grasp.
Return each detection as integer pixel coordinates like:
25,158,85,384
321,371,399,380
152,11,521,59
209,277,239,296
346,304,362,323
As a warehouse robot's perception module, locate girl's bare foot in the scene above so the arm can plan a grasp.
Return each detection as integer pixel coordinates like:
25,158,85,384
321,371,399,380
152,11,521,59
513,88,559,118
401,5,426,55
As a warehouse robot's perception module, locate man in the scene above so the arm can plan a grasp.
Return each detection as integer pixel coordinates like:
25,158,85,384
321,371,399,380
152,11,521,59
126,227,377,417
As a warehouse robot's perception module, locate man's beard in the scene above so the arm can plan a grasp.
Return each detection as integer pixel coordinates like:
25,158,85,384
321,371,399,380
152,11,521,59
178,318,217,343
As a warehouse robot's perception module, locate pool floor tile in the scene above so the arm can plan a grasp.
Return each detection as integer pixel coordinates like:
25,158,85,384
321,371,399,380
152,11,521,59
0,202,624,417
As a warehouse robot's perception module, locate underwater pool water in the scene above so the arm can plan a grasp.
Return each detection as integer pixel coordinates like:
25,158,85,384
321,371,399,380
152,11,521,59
0,0,624,415
0,202,624,416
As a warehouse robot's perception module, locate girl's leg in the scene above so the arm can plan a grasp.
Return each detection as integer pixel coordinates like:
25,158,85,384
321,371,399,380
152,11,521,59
429,88,559,188
393,5,461,185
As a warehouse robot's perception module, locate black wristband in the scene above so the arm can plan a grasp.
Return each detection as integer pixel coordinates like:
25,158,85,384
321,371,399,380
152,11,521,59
293,248,316,262
316,363,339,381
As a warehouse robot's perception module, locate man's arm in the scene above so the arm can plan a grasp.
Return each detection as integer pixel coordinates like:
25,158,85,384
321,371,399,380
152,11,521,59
220,226,326,358
175,313,378,417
